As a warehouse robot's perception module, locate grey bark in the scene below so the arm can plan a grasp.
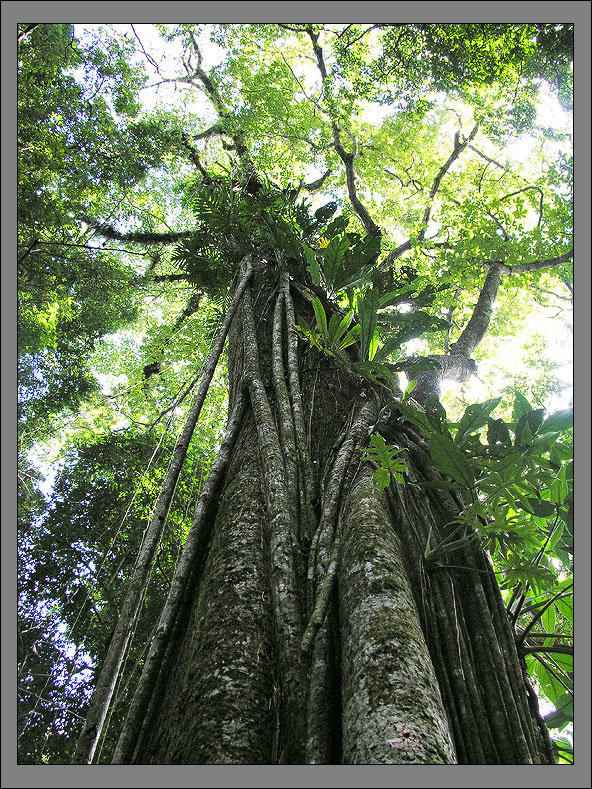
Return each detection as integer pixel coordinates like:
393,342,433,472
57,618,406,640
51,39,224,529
73,258,252,765
119,261,551,766
111,393,247,763
135,417,276,763
339,472,456,764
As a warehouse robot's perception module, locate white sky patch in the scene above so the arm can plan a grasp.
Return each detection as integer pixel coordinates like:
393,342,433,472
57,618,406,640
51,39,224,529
94,371,129,396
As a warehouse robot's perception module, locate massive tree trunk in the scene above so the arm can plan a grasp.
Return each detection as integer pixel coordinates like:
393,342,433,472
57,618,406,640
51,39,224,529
114,260,552,765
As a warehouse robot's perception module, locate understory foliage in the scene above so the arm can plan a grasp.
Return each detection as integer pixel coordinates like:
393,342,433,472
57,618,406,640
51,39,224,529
17,22,574,765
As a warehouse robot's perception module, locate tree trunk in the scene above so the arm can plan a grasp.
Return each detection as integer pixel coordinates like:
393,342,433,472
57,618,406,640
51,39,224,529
123,260,552,765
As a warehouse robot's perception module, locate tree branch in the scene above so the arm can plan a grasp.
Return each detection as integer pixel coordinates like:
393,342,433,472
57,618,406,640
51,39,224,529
520,645,573,656
18,24,39,43
80,218,193,246
451,264,502,358
306,27,381,239
302,169,332,192
130,25,161,72
468,144,506,172
500,186,544,227
380,123,479,268
485,249,573,276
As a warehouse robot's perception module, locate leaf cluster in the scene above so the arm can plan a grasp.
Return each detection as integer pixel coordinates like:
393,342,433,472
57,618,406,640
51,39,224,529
392,390,573,740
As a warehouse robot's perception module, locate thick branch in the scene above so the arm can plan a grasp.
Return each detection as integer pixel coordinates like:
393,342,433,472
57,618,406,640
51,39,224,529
303,169,332,192
81,218,193,246
451,264,502,358
179,132,209,177
520,645,573,657
18,24,39,43
491,249,573,276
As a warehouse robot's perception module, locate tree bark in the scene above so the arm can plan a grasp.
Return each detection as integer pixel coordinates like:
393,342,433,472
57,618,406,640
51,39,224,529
339,472,456,763
125,260,551,765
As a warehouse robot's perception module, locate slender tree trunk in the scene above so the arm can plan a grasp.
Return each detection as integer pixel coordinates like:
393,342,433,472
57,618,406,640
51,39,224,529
122,259,551,765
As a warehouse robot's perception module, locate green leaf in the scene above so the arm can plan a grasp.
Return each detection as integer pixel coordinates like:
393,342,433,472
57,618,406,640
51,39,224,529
541,408,573,433
368,329,380,361
515,498,556,518
403,379,417,401
357,287,380,361
532,431,561,452
513,392,533,421
311,297,328,342
303,246,321,285
487,417,512,448
322,234,350,287
338,324,361,351
372,466,391,492
372,333,404,364
551,651,573,676
365,434,408,489
554,595,573,624
314,201,338,224
329,308,354,346
394,399,433,434
515,409,545,445
544,693,573,730
327,312,343,348
424,393,448,435
378,286,414,308
295,318,322,350
541,602,556,635
550,442,573,465
429,433,475,488
324,215,349,237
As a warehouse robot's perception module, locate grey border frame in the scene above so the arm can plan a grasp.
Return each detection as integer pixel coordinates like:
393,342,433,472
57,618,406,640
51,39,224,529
3,3,590,787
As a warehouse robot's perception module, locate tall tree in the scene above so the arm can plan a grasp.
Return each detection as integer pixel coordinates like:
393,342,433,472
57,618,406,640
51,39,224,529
18,23,573,765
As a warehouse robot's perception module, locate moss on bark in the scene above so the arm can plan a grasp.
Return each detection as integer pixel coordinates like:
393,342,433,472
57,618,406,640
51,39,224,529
339,472,456,764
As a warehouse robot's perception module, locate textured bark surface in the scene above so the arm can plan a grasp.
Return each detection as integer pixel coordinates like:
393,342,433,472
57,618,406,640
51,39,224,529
127,263,551,765
339,473,455,764
138,418,275,763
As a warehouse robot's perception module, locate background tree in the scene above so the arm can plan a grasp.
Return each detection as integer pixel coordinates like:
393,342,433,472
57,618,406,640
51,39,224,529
17,23,574,765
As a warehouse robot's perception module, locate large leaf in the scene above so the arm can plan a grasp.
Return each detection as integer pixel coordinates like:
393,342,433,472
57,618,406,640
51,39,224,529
512,391,533,421
314,201,338,225
544,693,573,730
487,417,512,448
542,409,573,433
515,497,556,518
515,409,545,445
303,246,321,285
327,309,354,348
357,287,380,361
372,333,405,364
424,393,448,435
311,297,328,342
455,398,502,445
378,309,450,346
429,433,475,488
322,234,350,287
